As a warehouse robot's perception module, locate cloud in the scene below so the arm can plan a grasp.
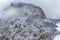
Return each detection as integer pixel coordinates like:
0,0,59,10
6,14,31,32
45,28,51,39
0,0,60,19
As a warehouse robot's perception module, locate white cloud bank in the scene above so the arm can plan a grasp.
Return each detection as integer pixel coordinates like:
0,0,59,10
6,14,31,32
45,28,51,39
0,0,60,18
0,0,60,19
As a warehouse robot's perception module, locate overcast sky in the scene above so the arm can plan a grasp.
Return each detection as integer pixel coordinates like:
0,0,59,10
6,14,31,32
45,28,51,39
0,0,60,19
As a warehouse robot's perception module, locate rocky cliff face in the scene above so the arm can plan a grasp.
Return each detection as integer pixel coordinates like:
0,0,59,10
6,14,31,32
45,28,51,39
0,3,60,40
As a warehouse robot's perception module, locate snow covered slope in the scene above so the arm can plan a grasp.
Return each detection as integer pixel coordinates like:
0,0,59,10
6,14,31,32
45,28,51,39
54,23,60,40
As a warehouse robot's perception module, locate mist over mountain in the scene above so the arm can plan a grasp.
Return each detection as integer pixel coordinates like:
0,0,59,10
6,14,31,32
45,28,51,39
0,0,60,19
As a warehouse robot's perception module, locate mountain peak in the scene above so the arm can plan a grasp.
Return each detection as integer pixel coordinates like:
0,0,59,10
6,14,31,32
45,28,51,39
0,3,59,40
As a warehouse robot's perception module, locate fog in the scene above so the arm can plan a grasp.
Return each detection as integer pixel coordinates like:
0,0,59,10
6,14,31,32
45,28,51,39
0,0,60,19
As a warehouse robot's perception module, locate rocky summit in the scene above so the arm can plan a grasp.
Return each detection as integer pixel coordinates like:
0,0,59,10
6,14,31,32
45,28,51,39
0,3,60,40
